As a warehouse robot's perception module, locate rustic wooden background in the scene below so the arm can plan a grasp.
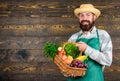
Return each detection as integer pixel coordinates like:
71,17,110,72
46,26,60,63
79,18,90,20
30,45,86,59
0,0,120,81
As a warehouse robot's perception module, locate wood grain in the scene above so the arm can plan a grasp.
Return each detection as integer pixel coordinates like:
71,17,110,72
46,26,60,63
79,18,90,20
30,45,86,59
0,0,120,81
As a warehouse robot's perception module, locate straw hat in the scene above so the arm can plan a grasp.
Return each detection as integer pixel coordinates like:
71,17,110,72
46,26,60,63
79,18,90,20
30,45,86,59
74,4,101,18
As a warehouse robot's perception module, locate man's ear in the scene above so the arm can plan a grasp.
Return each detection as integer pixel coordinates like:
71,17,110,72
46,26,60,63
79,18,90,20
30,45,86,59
93,15,97,21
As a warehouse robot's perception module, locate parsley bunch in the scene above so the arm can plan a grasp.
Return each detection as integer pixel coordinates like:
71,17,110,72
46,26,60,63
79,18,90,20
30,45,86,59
43,43,60,60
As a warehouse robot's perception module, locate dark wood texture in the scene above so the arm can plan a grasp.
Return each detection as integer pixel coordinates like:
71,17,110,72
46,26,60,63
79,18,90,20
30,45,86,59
0,0,120,81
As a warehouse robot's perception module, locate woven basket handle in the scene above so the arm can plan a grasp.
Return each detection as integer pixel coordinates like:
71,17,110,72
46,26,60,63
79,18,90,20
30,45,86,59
80,51,82,56
62,42,82,56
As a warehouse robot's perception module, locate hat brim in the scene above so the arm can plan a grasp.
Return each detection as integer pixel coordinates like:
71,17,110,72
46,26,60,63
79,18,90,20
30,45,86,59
74,8,101,18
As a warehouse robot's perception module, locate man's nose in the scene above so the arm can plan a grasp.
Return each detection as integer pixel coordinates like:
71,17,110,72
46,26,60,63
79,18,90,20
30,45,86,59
82,15,88,20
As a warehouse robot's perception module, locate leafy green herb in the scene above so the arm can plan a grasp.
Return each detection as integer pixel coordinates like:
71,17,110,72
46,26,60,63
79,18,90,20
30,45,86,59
43,43,60,60
64,43,80,59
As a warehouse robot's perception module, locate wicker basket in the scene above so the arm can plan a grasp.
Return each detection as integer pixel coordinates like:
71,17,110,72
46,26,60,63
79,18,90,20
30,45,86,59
54,42,87,77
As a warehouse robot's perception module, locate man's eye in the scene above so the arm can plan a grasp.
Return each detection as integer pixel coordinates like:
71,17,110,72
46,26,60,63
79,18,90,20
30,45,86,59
80,15,84,17
87,14,90,16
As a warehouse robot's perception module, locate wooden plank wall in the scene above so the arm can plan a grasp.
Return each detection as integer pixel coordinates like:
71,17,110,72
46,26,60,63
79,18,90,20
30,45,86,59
0,0,120,81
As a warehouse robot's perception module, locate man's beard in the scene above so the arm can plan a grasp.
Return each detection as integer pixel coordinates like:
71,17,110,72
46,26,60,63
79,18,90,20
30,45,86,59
79,20,94,31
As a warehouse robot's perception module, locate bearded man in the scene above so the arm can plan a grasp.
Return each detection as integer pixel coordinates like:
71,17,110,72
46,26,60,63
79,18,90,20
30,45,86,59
67,4,113,81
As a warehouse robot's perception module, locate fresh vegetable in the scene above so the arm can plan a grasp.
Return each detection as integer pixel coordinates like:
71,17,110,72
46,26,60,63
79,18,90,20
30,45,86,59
76,55,88,62
70,60,88,68
64,43,80,59
43,43,60,60
57,47,66,56
62,55,73,64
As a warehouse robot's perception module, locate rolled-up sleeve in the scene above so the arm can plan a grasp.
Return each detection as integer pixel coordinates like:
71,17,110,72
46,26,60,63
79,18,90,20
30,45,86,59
85,31,113,66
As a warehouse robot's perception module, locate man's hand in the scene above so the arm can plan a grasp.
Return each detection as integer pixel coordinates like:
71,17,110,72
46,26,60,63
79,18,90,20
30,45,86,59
76,42,88,52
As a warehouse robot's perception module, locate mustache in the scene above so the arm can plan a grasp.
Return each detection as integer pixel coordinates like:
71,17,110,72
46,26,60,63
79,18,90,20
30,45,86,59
81,20,90,23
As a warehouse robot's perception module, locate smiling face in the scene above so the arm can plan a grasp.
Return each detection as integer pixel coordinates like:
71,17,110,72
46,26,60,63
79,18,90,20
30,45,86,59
79,12,96,32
